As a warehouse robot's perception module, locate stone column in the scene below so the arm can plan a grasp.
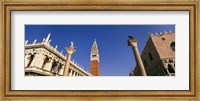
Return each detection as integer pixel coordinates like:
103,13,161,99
25,54,30,67
71,70,74,76
73,72,75,76
63,42,76,76
164,63,171,76
30,53,45,68
44,58,53,71
58,65,64,75
68,69,72,76
38,54,46,68
166,69,171,76
73,72,76,76
70,70,73,76
128,37,147,76
30,53,39,67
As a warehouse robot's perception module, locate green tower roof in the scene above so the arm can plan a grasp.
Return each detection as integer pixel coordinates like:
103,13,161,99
92,39,98,49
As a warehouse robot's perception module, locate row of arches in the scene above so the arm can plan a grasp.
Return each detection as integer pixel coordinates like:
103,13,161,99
151,61,175,76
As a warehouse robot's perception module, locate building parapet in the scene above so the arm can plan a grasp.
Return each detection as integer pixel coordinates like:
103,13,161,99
148,30,174,37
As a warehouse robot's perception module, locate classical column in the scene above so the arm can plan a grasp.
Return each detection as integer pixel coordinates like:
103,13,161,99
166,69,171,76
37,54,46,68
30,53,39,67
25,54,30,67
58,65,64,75
71,71,74,76
70,70,73,76
63,42,76,76
43,58,53,71
29,53,45,68
128,37,147,76
73,72,76,76
73,72,75,76
164,63,171,76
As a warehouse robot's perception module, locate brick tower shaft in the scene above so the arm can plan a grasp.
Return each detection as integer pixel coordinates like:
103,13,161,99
90,39,100,76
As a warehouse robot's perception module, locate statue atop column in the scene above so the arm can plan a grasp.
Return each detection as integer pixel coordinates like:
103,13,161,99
70,41,73,46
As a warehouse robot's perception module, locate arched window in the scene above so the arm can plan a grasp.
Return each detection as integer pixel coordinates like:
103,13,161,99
170,42,175,51
168,64,175,73
148,53,153,61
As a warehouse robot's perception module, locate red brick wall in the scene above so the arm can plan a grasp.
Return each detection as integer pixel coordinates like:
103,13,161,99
90,60,99,76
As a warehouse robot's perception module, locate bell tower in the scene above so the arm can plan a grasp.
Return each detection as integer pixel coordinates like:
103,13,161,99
90,39,100,76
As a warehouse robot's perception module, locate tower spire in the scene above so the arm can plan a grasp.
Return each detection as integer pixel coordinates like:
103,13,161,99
92,39,98,49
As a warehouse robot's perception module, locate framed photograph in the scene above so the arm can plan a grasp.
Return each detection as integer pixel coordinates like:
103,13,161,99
0,0,199,100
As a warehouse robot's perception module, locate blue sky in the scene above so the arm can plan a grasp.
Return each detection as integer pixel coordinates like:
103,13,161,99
25,25,175,76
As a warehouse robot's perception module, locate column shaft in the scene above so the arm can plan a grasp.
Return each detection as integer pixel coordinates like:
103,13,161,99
44,59,53,71
30,53,39,67
132,47,147,76
38,54,46,68
25,54,30,67
58,65,64,75
63,54,72,76
166,69,171,76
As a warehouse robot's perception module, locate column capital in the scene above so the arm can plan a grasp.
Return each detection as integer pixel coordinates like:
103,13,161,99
128,39,138,47
65,46,76,55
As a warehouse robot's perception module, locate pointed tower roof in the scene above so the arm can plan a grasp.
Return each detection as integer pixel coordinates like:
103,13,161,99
92,39,98,49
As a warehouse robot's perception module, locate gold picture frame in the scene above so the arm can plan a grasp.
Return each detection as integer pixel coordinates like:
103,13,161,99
0,0,199,101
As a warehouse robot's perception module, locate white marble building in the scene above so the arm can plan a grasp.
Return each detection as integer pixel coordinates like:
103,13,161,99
25,33,91,76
